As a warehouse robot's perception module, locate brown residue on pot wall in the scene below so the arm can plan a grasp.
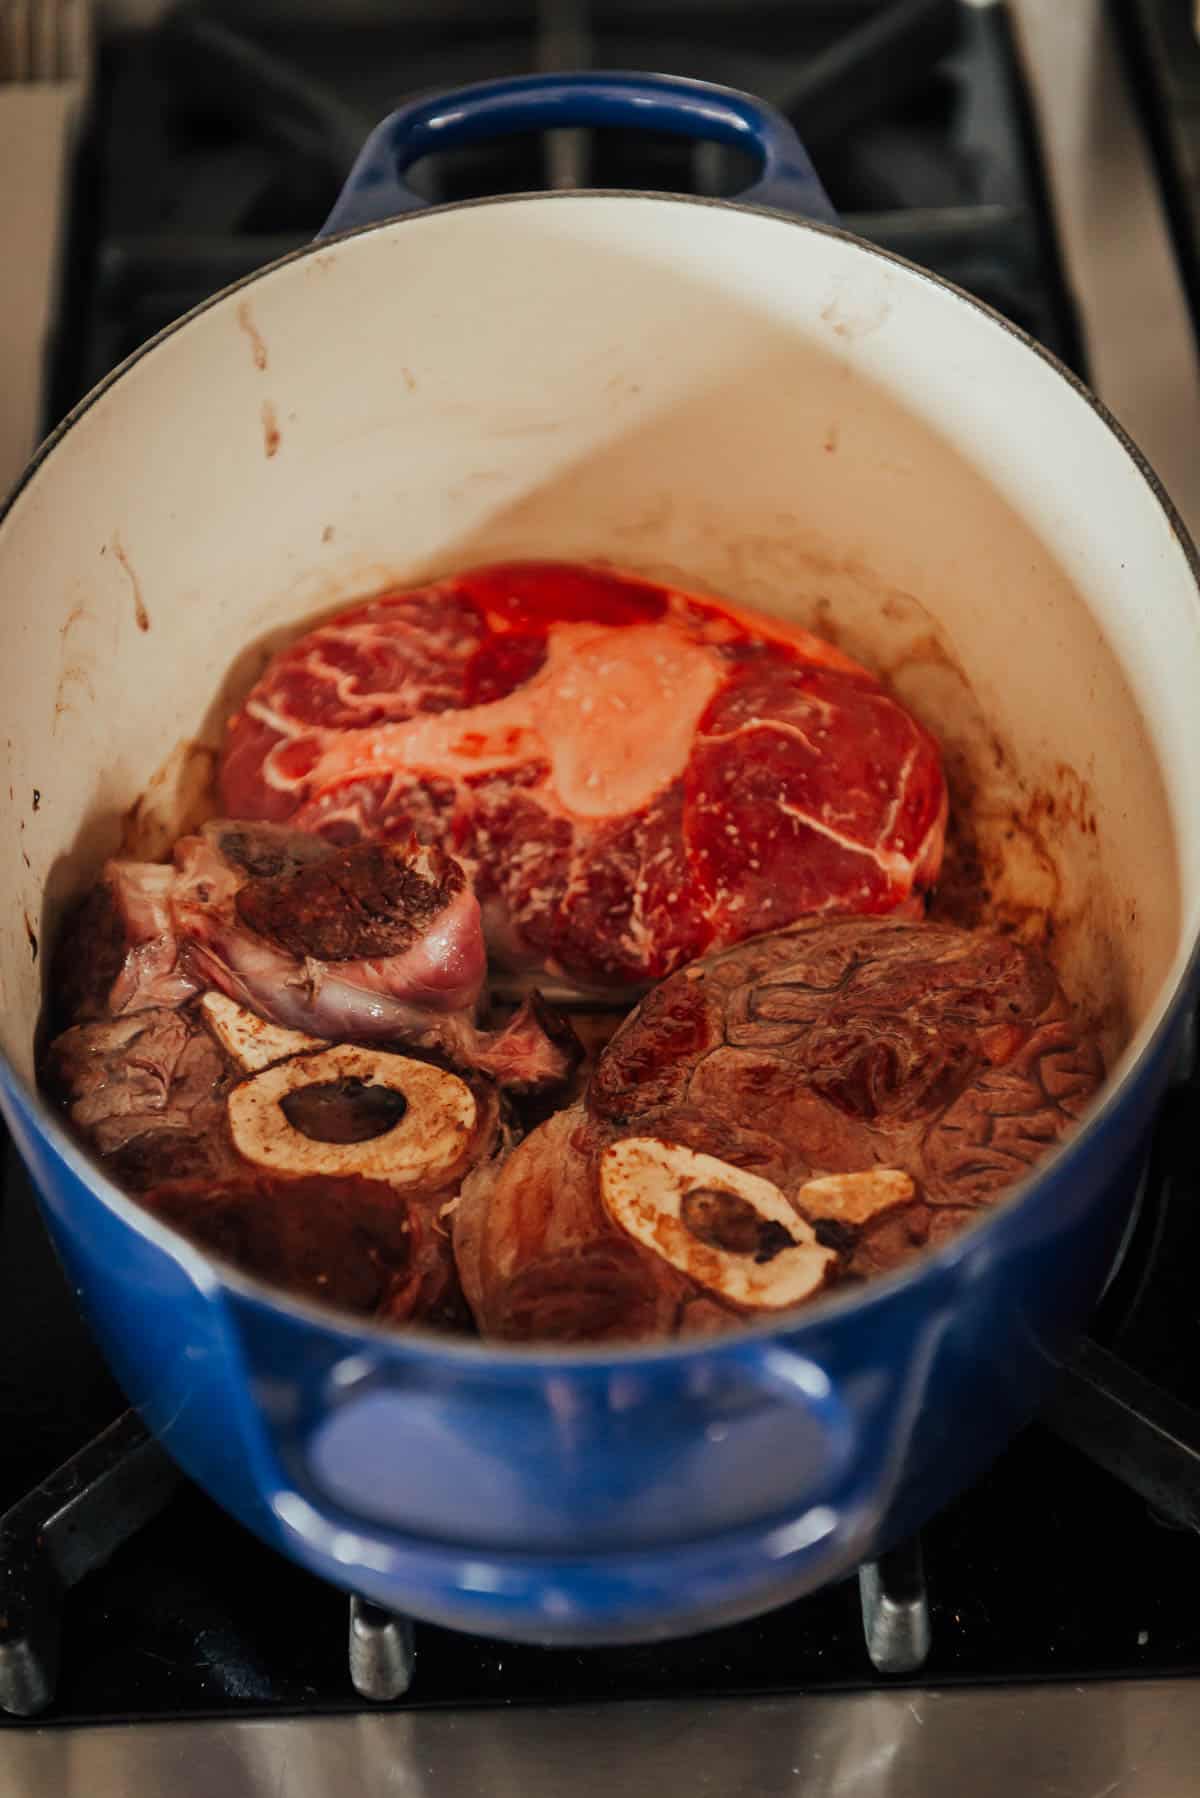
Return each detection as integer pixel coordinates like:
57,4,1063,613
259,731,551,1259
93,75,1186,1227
262,400,281,459
236,299,268,372
819,292,890,341
819,573,1130,1062
922,722,1127,1058
24,913,38,961
929,743,1064,939
112,534,150,632
54,602,96,724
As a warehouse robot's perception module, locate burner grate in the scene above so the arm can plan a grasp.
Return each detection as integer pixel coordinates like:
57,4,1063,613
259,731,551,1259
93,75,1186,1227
0,1412,180,1717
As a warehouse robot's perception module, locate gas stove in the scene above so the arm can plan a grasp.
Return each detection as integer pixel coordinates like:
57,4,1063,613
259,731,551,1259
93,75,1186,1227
4,3,1200,1794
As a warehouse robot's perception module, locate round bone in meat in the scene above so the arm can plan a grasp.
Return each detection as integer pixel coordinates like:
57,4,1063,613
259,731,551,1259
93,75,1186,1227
599,1137,832,1310
452,1106,686,1343
227,1045,478,1186
42,994,500,1331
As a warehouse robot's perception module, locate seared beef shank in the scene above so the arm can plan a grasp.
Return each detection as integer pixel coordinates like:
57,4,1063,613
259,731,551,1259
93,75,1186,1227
454,916,1105,1343
45,997,504,1328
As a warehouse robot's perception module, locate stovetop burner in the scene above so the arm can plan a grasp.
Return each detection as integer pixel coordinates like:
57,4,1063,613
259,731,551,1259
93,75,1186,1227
8,0,1200,1737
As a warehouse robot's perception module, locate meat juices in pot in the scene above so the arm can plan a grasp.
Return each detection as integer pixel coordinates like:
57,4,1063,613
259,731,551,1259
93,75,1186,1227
220,562,948,989
453,917,1106,1343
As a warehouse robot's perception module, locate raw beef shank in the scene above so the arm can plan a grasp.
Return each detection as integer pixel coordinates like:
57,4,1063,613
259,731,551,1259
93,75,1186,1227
453,916,1106,1342
53,820,576,1091
221,562,948,989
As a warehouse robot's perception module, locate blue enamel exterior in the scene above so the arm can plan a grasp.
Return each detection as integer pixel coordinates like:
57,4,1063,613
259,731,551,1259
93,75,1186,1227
0,1029,1178,1643
1,77,1194,1644
320,72,837,235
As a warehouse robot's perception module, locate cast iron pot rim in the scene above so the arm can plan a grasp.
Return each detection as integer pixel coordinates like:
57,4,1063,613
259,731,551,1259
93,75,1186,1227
3,188,1197,1372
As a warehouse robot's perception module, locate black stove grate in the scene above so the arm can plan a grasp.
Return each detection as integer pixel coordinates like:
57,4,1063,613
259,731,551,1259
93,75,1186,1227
1114,0,1200,346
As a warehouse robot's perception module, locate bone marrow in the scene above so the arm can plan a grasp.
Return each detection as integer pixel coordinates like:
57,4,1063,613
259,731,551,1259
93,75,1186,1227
228,1047,478,1186
280,1076,409,1144
679,1187,799,1262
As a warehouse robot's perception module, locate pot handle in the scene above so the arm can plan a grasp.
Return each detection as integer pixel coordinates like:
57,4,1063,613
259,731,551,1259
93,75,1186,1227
318,72,837,238
217,1286,940,1636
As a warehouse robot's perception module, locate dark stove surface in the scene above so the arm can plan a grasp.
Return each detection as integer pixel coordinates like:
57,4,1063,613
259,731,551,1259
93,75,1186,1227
9,0,1200,1733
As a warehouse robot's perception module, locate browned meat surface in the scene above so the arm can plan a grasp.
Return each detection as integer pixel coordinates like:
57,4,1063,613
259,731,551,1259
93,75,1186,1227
44,993,504,1328
44,1007,231,1163
454,916,1106,1343
233,837,468,963
591,916,1102,1203
144,1171,469,1330
210,823,331,880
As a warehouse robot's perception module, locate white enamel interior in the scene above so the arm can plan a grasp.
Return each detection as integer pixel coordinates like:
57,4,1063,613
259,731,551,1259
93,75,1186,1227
1,194,1198,1103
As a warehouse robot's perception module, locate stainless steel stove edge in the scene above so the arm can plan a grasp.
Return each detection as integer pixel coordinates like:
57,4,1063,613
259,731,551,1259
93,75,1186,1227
2,1679,1197,1798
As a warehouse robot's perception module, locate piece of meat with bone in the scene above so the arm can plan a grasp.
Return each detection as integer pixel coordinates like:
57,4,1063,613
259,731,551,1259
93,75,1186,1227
175,822,487,1036
53,821,577,1093
454,916,1105,1342
221,561,948,991
44,996,504,1328
453,1103,835,1343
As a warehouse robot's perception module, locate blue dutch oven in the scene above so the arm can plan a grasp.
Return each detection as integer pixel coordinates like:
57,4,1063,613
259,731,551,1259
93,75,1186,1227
1,74,1197,1642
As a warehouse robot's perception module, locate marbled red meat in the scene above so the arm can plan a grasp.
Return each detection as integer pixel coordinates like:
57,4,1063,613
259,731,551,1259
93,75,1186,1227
221,563,948,990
